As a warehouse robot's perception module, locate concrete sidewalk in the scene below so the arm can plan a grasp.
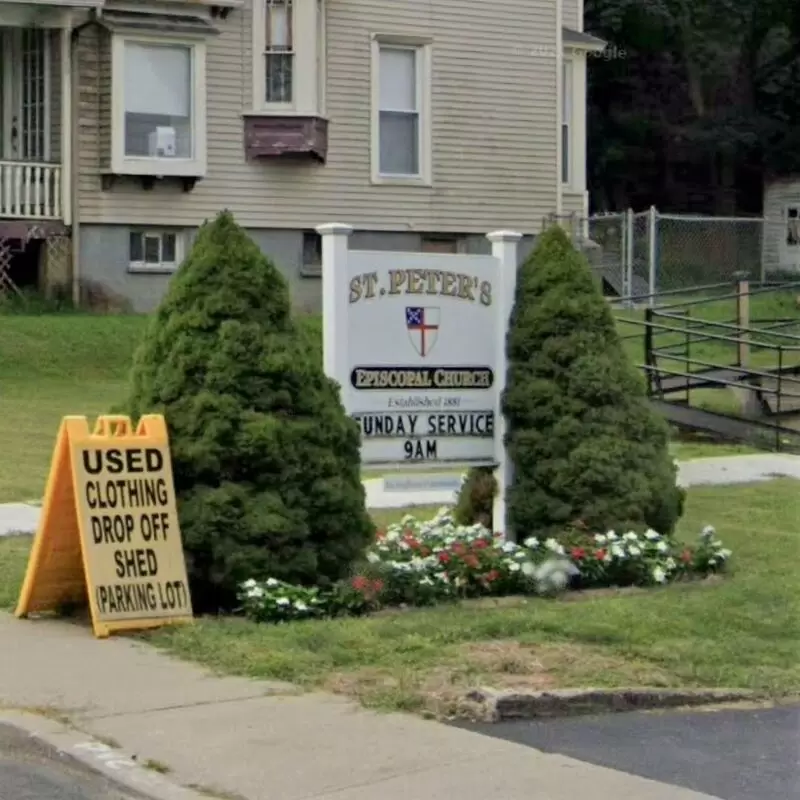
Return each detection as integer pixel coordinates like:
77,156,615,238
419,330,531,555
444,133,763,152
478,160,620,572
0,614,718,800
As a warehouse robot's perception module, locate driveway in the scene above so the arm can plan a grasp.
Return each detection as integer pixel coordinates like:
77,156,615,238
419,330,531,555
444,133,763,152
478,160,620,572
457,703,800,800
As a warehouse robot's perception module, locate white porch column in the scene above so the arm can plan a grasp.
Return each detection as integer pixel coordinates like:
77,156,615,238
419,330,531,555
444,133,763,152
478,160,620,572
316,223,352,389
60,23,72,225
487,230,522,539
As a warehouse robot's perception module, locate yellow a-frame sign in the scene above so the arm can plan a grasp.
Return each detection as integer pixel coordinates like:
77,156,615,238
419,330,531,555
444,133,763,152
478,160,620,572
16,415,194,639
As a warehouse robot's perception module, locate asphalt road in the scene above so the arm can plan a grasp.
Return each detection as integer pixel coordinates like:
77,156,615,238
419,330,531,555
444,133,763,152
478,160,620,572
458,703,800,800
0,724,136,800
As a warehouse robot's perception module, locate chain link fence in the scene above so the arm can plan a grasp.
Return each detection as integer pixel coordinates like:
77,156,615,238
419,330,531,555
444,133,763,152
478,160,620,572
550,207,795,305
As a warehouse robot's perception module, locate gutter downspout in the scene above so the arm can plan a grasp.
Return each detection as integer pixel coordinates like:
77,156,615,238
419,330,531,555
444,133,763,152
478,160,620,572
69,5,103,308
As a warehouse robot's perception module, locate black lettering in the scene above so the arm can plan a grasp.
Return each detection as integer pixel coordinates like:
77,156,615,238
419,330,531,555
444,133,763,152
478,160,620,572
91,516,103,544
155,479,169,505
144,448,164,472
82,450,103,475
86,481,98,509
106,449,124,474
96,586,108,612
126,449,144,473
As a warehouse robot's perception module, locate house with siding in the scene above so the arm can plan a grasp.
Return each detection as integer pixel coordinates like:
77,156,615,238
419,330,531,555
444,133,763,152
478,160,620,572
0,0,604,311
762,176,800,275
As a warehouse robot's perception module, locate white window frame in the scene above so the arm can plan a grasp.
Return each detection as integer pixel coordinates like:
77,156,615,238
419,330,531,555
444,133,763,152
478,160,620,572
370,35,432,186
561,59,572,186
250,0,324,116
786,205,800,248
110,34,207,178
128,229,184,273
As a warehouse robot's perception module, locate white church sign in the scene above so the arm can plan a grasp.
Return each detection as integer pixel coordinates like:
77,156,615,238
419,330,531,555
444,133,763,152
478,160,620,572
317,224,522,529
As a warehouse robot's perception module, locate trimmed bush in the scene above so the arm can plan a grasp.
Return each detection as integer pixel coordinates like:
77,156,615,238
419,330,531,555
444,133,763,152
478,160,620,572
457,226,684,537
127,211,373,611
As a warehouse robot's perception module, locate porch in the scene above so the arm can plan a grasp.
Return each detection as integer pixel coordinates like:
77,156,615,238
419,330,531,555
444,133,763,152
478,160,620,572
0,21,71,222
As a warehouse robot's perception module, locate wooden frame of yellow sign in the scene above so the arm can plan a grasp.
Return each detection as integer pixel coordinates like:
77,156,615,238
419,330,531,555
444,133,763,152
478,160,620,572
15,414,194,639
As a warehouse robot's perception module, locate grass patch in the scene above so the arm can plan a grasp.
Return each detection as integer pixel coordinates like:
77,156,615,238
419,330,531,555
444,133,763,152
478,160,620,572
3,483,794,715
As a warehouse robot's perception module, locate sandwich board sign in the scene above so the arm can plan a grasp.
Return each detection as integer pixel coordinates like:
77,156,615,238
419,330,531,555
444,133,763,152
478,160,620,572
15,414,193,639
316,224,521,533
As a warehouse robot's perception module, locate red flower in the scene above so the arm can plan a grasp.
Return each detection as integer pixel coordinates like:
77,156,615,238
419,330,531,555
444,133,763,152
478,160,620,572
371,579,384,593
452,542,467,556
473,539,489,550
571,547,586,560
594,548,606,560
463,554,480,569
680,549,693,564
485,569,500,583
438,552,451,564
351,575,370,591
375,529,385,541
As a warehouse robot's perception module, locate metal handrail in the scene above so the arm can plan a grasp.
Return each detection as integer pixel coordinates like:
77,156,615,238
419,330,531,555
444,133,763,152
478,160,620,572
650,311,800,343
640,363,800,398
652,350,800,397
635,318,800,351
651,279,800,313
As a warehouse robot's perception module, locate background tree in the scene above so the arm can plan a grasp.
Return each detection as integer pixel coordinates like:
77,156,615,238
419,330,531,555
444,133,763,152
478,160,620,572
127,211,373,611
586,0,800,213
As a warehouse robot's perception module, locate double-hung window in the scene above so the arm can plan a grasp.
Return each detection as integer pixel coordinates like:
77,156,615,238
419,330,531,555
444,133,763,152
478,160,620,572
787,206,800,247
264,0,294,104
111,36,207,177
561,59,572,185
372,38,431,184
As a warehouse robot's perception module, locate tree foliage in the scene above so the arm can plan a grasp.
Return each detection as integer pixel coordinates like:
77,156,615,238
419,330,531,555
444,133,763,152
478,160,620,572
586,0,800,212
501,226,684,538
127,211,373,611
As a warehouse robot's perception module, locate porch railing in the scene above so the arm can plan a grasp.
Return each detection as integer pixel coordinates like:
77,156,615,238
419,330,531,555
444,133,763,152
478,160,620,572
0,161,62,220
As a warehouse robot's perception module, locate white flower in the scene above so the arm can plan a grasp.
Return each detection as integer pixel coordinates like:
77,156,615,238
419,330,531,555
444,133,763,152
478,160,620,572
265,577,280,588
501,541,518,553
665,557,676,570
521,561,536,577
701,525,716,539
294,601,308,611
545,537,565,555
524,536,540,549
610,544,625,559
628,545,642,557
708,558,717,566
366,551,381,564
606,531,617,541
719,548,732,559
652,566,667,584
623,531,638,542
247,586,265,599
656,541,669,553
275,597,290,606
242,578,257,590
508,562,521,573
593,533,607,545
644,529,660,541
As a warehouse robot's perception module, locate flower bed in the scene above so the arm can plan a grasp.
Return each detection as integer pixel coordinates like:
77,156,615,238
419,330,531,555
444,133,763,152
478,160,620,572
238,508,732,624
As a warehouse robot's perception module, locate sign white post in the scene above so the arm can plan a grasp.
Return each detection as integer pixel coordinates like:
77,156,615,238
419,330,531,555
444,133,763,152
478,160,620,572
317,224,521,537
487,231,522,539
317,223,352,382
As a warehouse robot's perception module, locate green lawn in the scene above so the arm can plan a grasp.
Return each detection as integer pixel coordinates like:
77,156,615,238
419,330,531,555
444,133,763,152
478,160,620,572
2,481,798,715
0,302,791,503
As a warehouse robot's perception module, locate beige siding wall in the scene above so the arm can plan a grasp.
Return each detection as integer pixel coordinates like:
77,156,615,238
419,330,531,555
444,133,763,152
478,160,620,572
762,179,800,273
562,190,584,217
562,0,581,30
77,0,559,231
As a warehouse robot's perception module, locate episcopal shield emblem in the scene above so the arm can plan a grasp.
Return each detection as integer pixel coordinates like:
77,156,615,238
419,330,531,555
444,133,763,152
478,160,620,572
405,306,440,357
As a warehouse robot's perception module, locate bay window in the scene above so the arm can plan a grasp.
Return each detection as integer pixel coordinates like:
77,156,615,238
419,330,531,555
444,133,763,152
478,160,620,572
111,35,207,177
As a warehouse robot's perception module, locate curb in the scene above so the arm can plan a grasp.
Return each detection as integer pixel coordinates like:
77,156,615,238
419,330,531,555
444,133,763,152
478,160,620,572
0,711,208,800
462,687,766,722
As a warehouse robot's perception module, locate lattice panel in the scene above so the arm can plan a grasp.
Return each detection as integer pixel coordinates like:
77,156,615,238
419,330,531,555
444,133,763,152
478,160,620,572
0,236,21,298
